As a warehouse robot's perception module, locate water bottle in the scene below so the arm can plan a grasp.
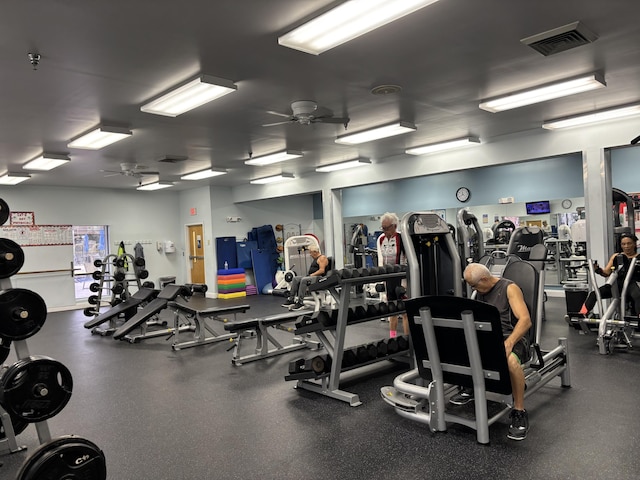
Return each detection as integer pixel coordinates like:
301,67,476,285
224,261,228,270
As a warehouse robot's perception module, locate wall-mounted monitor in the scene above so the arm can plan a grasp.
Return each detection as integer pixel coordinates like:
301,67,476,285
525,200,551,215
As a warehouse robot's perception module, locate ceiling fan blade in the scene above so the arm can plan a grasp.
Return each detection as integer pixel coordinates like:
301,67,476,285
138,171,160,175
262,120,294,127
266,110,293,118
313,116,350,125
103,173,122,177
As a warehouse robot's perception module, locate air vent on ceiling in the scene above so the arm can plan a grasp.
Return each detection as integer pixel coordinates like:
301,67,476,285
521,21,598,56
158,155,188,164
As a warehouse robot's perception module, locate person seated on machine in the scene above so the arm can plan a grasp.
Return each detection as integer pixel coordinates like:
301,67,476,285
282,246,329,311
451,263,532,441
578,233,640,318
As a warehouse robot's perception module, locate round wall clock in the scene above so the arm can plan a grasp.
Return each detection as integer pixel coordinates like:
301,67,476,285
562,199,572,209
456,187,471,203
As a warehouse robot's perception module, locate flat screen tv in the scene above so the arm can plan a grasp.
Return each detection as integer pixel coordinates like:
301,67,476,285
525,200,551,215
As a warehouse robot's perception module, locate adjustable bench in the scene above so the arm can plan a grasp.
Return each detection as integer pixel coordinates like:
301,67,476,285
112,284,193,342
381,295,570,444
223,309,321,365
166,301,250,350
84,287,159,333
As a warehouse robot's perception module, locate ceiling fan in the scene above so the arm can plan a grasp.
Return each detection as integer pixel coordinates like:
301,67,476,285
101,163,159,179
263,100,349,128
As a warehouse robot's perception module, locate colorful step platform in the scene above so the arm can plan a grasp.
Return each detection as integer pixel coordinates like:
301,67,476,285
218,268,247,299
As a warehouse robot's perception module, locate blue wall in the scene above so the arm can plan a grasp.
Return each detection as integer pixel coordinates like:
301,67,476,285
611,147,640,193
342,154,584,217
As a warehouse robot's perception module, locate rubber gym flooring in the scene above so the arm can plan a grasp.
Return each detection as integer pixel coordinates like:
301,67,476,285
1,293,639,479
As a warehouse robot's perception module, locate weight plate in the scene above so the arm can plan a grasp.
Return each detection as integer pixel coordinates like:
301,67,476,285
0,238,25,279
88,295,99,305
16,435,106,480
92,271,102,280
138,269,149,279
113,271,126,282
0,336,12,364
83,307,97,317
134,257,145,267
0,355,73,422
0,410,28,439
89,283,101,292
111,284,124,295
0,288,47,340
93,259,103,268
0,198,10,226
115,258,125,268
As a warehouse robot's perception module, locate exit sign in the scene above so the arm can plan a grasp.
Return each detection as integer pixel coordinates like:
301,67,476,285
190,207,197,216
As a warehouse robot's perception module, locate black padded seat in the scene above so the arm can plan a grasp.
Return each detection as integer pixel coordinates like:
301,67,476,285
406,295,512,395
84,287,159,329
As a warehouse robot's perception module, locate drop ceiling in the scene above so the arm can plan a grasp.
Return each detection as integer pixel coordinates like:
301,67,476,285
1,0,639,190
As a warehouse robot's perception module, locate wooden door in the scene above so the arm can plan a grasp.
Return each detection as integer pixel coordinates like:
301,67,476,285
188,225,205,284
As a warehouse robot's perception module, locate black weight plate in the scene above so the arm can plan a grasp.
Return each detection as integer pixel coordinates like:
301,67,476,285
310,355,327,374
138,269,149,279
111,284,124,295
0,289,47,340
134,257,146,267
113,271,126,282
16,435,107,480
83,307,97,317
89,283,101,292
92,271,102,280
93,259,103,268
0,238,25,278
0,410,28,439
0,336,11,364
0,356,73,422
0,198,10,226
142,281,155,289
88,295,99,305
115,258,125,268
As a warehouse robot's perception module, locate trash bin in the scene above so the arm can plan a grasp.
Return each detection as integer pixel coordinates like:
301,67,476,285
159,276,176,288
563,282,588,315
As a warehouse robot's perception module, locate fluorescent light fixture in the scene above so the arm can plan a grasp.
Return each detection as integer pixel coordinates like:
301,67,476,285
245,150,303,166
406,137,481,155
335,121,416,145
67,126,132,150
479,73,606,113
23,153,70,171
141,75,237,117
180,168,228,180
0,172,31,185
136,182,174,191
315,158,371,172
543,104,640,130
250,173,295,185
278,0,440,55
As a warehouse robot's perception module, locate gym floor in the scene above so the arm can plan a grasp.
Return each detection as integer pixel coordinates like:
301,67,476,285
1,293,638,479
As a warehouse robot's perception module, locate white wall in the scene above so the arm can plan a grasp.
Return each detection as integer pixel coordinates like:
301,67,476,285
0,185,182,307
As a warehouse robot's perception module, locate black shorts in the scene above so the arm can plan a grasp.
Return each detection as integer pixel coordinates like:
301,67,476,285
509,337,530,364
386,278,403,301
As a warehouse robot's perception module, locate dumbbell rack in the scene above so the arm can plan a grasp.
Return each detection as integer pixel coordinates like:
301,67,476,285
290,269,410,406
86,253,146,328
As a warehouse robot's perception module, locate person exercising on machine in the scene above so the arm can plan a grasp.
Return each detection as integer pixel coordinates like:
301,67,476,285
282,246,329,311
578,233,640,317
453,263,532,441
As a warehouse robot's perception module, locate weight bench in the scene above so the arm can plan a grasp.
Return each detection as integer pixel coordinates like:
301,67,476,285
381,295,570,444
84,287,159,333
166,301,250,350
112,284,193,342
223,309,321,365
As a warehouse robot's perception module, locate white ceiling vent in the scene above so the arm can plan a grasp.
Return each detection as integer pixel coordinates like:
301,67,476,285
521,21,598,56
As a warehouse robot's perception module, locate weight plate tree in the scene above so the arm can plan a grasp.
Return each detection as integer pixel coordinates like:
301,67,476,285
0,356,73,423
16,435,107,480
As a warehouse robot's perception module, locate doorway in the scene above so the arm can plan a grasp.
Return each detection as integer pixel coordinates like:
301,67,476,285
188,224,205,284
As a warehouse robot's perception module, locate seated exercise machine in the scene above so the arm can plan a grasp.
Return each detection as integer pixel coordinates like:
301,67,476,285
381,211,570,443
83,287,159,335
112,284,202,343
273,234,320,295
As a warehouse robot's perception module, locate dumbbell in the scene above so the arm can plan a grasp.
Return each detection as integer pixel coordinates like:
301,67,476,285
310,355,331,374
340,268,352,279
366,304,379,318
368,266,380,276
115,258,126,268
134,257,146,267
92,271,103,281
378,302,389,315
396,299,405,311
113,271,126,282
366,343,378,360
384,264,395,274
137,270,149,279
387,301,398,314
342,349,358,368
93,259,104,268
358,267,370,277
347,307,356,322
387,337,399,354
376,339,389,357
88,295,99,305
392,264,402,273
397,335,409,351
83,307,98,317
375,283,385,293
356,346,372,363
354,305,367,320
142,281,155,288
